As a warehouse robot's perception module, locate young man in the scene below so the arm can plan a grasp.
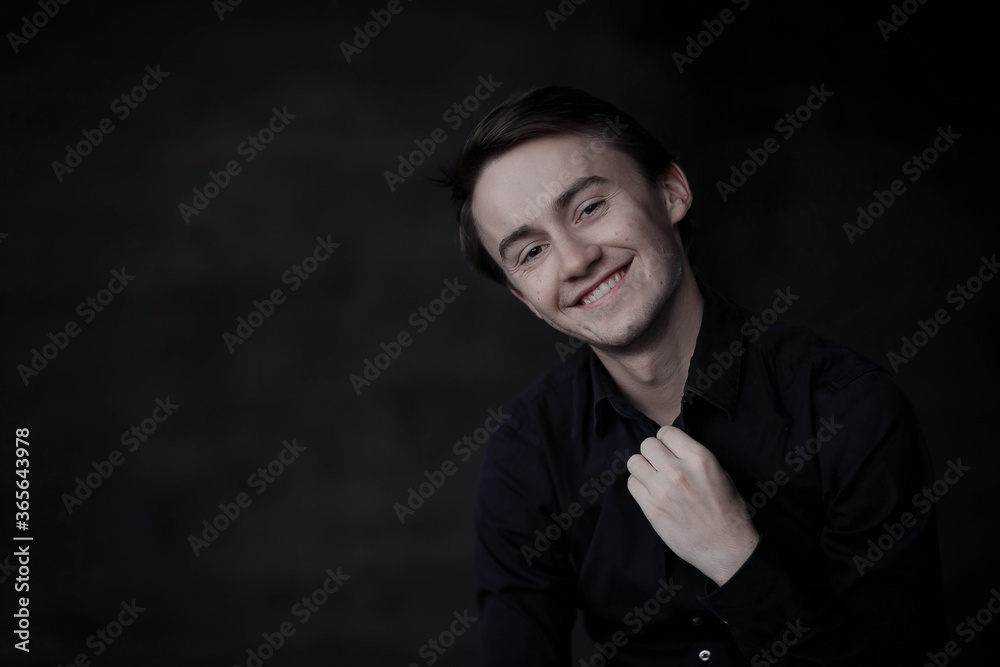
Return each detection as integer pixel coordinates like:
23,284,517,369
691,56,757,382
443,86,945,665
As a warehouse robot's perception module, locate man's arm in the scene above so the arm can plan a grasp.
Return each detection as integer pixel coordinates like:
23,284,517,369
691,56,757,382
474,416,577,666
628,370,946,663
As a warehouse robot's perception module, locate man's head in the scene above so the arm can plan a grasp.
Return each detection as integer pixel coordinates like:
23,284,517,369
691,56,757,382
443,86,696,350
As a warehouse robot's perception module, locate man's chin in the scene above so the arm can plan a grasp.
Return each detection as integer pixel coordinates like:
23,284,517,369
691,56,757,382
586,307,680,354
563,320,650,352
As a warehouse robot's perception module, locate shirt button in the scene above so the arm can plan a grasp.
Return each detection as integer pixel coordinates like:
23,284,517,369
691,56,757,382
698,649,711,661
691,617,703,626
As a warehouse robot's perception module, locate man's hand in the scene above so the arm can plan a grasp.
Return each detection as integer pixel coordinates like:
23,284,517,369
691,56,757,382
626,425,760,586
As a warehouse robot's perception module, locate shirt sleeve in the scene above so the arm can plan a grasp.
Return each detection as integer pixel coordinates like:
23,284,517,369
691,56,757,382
474,412,577,666
697,369,947,664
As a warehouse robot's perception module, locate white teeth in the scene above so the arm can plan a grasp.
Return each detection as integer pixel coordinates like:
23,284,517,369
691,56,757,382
581,270,625,305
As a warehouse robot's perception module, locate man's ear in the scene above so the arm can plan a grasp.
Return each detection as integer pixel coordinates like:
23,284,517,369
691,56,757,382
509,285,542,318
660,162,693,226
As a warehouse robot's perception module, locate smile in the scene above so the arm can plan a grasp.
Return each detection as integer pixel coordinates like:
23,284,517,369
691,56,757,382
578,264,629,306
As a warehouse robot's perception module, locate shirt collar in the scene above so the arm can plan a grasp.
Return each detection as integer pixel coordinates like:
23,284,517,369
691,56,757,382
589,278,745,433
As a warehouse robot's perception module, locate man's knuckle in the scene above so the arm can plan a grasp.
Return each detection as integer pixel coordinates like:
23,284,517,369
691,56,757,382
651,487,671,504
664,466,684,485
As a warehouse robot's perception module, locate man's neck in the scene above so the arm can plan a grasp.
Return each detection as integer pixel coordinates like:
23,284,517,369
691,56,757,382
591,274,704,428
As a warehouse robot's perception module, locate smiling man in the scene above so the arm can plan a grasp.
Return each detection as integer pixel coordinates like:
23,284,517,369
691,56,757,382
443,86,945,665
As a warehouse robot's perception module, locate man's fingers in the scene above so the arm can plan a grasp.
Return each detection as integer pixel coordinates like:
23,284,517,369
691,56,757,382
626,452,657,483
639,436,677,471
656,425,713,461
626,473,649,503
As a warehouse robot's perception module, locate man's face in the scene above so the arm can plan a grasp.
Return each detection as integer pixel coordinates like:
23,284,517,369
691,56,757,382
471,133,693,350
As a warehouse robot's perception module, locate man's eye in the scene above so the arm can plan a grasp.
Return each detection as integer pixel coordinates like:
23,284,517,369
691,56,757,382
581,201,605,218
523,246,544,263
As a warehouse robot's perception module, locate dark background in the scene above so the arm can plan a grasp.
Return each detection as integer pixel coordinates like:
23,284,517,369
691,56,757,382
2,0,996,665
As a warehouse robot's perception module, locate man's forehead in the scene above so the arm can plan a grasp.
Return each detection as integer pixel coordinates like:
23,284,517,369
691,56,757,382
472,134,629,230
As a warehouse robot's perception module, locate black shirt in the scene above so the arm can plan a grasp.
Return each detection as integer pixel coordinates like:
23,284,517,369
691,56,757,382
474,282,945,665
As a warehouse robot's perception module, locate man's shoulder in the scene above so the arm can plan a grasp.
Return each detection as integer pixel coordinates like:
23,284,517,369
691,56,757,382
743,304,897,404
495,344,594,443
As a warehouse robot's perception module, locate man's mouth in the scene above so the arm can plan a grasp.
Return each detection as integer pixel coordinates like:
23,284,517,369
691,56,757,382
577,263,630,306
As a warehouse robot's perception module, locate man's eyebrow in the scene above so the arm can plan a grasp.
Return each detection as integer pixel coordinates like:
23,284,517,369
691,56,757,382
498,224,535,265
497,176,611,265
551,175,610,215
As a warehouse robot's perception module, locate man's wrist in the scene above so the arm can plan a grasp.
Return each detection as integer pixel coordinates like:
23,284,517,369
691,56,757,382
704,529,761,587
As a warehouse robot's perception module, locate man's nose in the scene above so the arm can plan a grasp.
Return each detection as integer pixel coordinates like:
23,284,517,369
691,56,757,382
556,235,601,282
